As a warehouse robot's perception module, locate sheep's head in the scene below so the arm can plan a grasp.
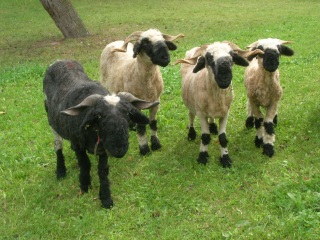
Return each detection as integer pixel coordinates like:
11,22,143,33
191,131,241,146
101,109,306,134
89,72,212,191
61,93,159,158
113,29,184,67
175,41,262,89
247,38,294,72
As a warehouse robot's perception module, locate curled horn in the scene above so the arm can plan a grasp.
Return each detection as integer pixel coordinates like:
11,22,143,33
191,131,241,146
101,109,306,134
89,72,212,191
117,92,159,110
224,40,264,59
61,94,102,116
278,39,293,45
174,44,208,65
163,33,185,42
112,31,143,53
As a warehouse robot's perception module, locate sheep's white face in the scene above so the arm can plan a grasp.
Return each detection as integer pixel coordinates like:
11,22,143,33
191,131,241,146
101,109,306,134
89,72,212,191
140,29,165,43
134,29,174,67
253,38,282,72
207,42,233,60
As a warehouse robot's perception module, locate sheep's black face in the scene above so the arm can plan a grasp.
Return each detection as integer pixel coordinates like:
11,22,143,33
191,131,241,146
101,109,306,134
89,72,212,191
83,101,130,158
99,115,129,158
262,48,279,72
134,39,171,67
206,53,233,89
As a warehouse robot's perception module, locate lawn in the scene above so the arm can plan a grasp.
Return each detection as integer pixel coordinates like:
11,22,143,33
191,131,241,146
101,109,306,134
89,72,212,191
1,0,320,239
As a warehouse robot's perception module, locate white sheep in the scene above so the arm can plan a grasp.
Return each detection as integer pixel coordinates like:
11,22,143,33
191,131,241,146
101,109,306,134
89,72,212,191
100,29,184,155
244,38,294,157
175,42,262,167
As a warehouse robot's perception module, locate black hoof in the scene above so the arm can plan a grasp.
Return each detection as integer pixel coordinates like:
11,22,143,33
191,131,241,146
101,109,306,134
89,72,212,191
209,123,218,135
56,169,66,179
139,144,151,156
188,127,196,141
197,152,209,165
263,144,274,157
246,116,255,129
220,154,232,168
255,136,263,148
101,199,114,209
151,136,162,151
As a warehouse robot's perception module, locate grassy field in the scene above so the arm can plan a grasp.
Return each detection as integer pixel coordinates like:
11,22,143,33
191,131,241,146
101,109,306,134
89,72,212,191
1,0,320,239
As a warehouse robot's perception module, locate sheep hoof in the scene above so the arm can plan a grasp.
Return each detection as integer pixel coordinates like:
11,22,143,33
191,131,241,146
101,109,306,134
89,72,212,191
129,121,137,131
245,116,255,129
209,123,218,135
254,136,263,148
188,127,196,141
151,136,162,151
101,199,114,209
220,154,232,168
263,144,274,157
197,152,209,165
56,169,66,179
139,144,151,156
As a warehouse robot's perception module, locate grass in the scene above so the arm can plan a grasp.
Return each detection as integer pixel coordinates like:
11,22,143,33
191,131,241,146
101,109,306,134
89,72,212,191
1,0,320,239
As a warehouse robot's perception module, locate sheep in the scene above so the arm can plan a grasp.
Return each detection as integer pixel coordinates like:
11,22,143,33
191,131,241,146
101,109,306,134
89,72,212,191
100,29,184,155
175,42,262,167
43,60,159,209
244,38,294,157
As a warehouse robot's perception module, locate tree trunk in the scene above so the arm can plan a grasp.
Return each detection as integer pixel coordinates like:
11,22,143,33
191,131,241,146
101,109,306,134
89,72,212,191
40,0,90,38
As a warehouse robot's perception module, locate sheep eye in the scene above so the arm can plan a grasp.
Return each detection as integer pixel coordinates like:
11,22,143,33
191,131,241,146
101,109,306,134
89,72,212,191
257,45,264,51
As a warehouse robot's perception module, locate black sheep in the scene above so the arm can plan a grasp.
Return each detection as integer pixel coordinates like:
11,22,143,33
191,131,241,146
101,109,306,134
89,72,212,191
43,60,158,209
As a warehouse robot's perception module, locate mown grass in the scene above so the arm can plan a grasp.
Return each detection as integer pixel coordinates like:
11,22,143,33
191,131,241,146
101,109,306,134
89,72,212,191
1,0,320,239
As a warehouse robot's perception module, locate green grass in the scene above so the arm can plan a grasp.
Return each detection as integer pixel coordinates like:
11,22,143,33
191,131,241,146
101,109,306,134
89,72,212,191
1,0,320,239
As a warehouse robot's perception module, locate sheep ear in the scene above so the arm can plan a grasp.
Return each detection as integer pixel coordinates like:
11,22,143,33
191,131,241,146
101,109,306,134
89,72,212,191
165,41,177,51
279,45,294,56
133,42,141,58
117,92,159,110
231,52,249,67
193,56,206,73
61,94,101,116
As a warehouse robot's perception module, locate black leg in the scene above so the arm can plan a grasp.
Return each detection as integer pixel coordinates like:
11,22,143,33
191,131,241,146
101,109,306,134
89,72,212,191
150,120,161,151
98,153,113,209
56,149,66,179
137,124,150,155
75,149,91,193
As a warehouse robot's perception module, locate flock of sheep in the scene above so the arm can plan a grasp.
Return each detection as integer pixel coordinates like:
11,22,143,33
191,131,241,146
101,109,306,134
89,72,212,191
43,29,294,208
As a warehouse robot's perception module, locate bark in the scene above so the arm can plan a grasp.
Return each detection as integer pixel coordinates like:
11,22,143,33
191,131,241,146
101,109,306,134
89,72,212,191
40,0,90,38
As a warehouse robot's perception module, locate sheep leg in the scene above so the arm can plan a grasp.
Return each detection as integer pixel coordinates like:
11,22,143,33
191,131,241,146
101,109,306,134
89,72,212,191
149,106,162,151
197,115,210,165
137,124,150,155
250,103,264,148
74,148,91,193
245,100,255,129
262,105,278,157
52,129,66,179
218,115,232,168
188,111,196,141
208,117,218,135
98,153,113,209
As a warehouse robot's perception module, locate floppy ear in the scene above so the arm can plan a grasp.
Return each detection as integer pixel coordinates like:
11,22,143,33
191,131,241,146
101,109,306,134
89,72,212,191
279,45,294,56
193,56,206,73
230,52,249,67
165,41,177,51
